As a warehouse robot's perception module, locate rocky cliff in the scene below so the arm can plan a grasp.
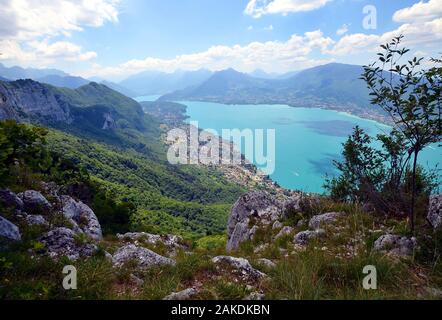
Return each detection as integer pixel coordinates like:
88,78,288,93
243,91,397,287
0,79,72,122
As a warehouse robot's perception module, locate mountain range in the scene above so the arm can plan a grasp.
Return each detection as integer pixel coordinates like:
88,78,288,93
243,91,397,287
119,69,214,96
159,63,387,121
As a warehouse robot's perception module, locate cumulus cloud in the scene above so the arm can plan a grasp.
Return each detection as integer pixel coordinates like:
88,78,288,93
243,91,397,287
0,0,119,40
0,0,119,64
393,0,442,23
244,0,332,18
327,1,442,56
81,30,335,79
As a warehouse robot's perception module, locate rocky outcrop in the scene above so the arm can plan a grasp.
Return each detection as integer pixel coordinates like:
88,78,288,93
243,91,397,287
0,79,72,122
61,196,102,241
373,234,417,257
39,227,98,260
226,191,284,251
293,229,325,246
18,190,52,213
427,194,442,229
309,212,344,230
163,288,199,300
212,256,266,280
112,244,176,270
0,215,21,241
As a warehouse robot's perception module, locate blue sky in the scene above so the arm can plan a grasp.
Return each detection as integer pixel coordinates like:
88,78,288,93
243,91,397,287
0,0,441,81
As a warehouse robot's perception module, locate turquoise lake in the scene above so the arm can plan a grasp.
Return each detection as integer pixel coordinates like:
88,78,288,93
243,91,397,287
137,97,441,193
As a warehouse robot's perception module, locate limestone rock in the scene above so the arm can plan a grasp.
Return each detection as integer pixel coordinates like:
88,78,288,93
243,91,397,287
427,194,442,229
373,234,417,257
39,227,98,261
293,229,325,246
227,191,283,251
25,214,48,226
308,212,344,230
212,255,266,280
18,190,51,212
163,288,198,300
61,196,102,241
0,215,21,241
112,244,176,270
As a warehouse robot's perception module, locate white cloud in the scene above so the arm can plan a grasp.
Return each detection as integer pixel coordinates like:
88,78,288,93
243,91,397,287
0,0,119,65
264,24,274,31
244,0,332,18
328,1,442,56
393,0,442,23
0,0,120,40
336,24,349,36
0,39,97,65
81,30,335,79
247,25,254,31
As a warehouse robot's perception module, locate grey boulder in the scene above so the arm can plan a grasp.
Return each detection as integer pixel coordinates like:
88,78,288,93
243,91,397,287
309,212,344,230
373,234,417,257
18,190,51,212
61,196,102,241
227,191,283,251
0,215,21,241
212,255,266,280
112,244,176,270
39,227,98,261
25,214,48,226
293,229,325,246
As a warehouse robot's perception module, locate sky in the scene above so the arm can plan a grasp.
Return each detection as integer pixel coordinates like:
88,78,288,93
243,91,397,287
0,0,441,81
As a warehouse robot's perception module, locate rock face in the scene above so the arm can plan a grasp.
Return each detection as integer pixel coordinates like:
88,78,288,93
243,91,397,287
427,194,442,229
293,229,325,246
212,256,266,280
102,113,117,130
163,288,198,300
0,79,72,122
39,227,98,260
112,244,176,270
309,212,344,230
0,215,21,241
18,190,51,213
61,196,102,241
0,189,24,209
373,234,417,257
226,191,284,251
